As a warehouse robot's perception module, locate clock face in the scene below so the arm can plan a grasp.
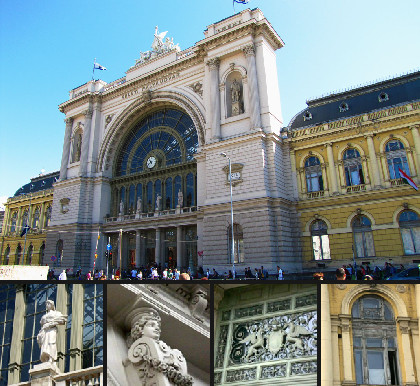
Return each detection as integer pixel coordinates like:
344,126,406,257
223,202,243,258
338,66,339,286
147,156,157,169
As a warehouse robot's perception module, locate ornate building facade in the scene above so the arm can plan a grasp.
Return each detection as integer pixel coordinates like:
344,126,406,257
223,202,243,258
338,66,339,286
47,8,301,274
0,171,59,267
321,284,420,386
0,283,103,386
214,284,317,385
107,283,210,385
288,71,420,271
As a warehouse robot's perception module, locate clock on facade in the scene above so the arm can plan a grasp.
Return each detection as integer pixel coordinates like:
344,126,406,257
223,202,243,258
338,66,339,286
146,156,157,169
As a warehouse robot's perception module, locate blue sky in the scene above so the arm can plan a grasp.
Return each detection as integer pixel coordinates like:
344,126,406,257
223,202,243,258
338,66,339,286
1,0,419,203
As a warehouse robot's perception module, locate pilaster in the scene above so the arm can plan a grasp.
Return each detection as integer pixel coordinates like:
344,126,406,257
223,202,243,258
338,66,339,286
59,117,74,180
206,58,221,140
396,316,417,385
321,285,333,386
79,104,93,177
365,134,382,188
410,125,420,175
339,314,353,382
325,143,339,194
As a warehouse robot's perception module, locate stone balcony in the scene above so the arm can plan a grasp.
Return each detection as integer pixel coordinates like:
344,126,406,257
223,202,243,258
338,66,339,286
104,206,198,223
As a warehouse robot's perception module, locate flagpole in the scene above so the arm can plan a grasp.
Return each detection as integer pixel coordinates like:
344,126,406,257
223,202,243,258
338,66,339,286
92,58,96,81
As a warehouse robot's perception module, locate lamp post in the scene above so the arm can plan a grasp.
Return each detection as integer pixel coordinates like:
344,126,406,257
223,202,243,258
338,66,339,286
221,152,235,278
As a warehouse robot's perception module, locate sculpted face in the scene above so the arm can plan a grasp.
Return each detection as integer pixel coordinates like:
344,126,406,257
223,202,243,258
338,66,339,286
142,319,160,340
46,301,54,311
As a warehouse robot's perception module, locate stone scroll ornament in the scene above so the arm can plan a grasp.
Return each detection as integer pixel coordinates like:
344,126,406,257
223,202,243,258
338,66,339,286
37,300,68,364
125,307,193,386
229,311,317,365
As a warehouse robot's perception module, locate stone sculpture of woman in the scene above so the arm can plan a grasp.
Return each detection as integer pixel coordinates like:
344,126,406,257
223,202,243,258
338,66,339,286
125,307,193,385
37,300,67,363
177,190,183,208
119,200,124,215
137,197,142,213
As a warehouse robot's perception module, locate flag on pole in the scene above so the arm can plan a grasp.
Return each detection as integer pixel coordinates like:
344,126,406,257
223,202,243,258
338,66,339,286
233,0,249,3
93,62,107,71
20,224,30,237
398,168,418,190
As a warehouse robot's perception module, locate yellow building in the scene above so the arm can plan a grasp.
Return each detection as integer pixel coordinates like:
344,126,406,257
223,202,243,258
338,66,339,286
321,283,420,386
0,171,58,266
288,71,420,273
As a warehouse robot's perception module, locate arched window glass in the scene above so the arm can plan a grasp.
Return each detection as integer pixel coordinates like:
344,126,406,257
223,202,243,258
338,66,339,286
0,285,16,386
27,244,33,265
186,173,195,207
16,244,22,265
155,180,162,205
146,181,153,212
11,212,17,233
128,185,135,214
45,206,52,228
385,140,410,180
32,207,40,229
399,210,420,255
40,243,45,265
174,176,182,206
4,246,10,265
352,296,398,385
343,149,365,186
305,156,323,192
165,177,172,209
228,224,244,263
136,183,142,212
311,220,330,260
352,215,375,258
119,187,126,214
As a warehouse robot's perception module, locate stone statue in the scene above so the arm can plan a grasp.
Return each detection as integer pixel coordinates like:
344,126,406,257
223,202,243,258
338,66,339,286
239,327,265,359
136,197,142,213
37,300,67,363
155,194,161,211
119,200,124,215
177,190,183,208
125,307,193,385
231,79,241,103
74,133,82,162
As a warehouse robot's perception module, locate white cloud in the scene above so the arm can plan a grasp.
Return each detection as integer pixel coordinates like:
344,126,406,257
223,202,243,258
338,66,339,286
0,196,7,211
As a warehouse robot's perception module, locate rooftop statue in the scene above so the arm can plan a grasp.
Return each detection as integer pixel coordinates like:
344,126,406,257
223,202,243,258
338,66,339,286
135,26,181,66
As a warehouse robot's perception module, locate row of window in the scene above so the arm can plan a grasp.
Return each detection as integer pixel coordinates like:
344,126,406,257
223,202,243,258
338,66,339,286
7,206,52,235
304,140,410,193
1,242,45,265
311,210,420,260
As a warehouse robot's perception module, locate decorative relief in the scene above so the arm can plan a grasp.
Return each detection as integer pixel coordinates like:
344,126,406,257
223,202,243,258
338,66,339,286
234,305,263,319
336,284,347,290
214,372,222,385
295,294,317,308
215,325,229,368
188,82,203,97
290,360,317,375
125,307,193,385
260,363,287,379
226,368,256,383
229,311,317,365
396,284,407,293
105,114,114,128
60,198,70,214
267,299,291,313
222,310,231,321
242,44,255,57
206,57,220,70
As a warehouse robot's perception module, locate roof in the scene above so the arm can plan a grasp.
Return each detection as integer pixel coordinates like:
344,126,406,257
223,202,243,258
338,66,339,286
14,171,60,197
288,70,420,131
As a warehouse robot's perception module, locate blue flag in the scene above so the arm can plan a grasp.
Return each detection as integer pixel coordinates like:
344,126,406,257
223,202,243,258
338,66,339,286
93,62,107,71
20,224,30,237
234,0,249,3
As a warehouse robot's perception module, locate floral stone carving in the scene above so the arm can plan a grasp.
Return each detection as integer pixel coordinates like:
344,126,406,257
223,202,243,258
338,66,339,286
125,307,193,385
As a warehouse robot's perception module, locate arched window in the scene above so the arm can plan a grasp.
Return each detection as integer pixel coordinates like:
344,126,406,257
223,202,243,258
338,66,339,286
305,156,323,192
32,207,40,229
344,149,365,186
352,215,375,258
174,176,182,206
16,244,22,265
136,183,143,212
119,187,126,214
10,212,17,233
352,296,399,385
186,173,195,207
45,206,52,228
128,184,135,214
27,244,33,265
399,210,420,255
228,224,244,263
40,242,45,265
165,177,172,209
311,220,330,260
4,246,10,265
146,181,153,212
385,140,410,180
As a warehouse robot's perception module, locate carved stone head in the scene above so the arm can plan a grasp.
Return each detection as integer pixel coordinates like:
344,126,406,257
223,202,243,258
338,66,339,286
126,307,161,342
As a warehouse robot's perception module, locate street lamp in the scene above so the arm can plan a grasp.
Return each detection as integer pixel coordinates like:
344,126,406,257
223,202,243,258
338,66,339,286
221,152,235,278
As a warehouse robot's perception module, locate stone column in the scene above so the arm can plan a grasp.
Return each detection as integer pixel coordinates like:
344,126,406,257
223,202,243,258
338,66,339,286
69,284,84,371
177,226,183,269
135,230,141,267
242,44,262,129
365,134,382,188
415,284,420,381
56,285,67,372
59,117,74,180
155,228,162,265
321,285,333,386
397,316,416,385
331,318,341,384
325,143,339,194
410,125,420,175
8,285,26,385
206,58,221,140
79,106,93,177
339,314,353,383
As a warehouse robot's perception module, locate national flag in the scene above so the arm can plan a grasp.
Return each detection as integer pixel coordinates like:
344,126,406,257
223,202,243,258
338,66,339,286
93,62,107,71
20,224,30,237
233,0,249,3
398,168,418,190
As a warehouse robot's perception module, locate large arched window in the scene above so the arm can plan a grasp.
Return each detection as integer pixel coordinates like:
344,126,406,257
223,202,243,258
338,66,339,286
352,215,375,258
352,296,399,385
16,244,22,265
27,244,33,265
39,242,45,265
344,149,364,186
305,156,323,192
385,140,409,180
10,212,17,234
228,224,244,263
399,210,420,255
4,246,10,265
311,220,330,260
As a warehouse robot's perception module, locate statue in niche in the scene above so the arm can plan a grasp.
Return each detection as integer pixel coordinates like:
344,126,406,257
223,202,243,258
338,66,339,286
119,200,124,215
137,197,142,213
74,133,82,162
231,79,241,103
125,307,193,385
177,190,183,208
37,300,67,364
155,194,162,211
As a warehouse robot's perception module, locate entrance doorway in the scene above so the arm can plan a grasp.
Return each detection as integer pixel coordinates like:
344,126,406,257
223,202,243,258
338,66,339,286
166,247,176,268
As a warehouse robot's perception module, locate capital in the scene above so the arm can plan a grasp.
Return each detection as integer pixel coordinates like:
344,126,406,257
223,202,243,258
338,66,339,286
410,124,420,131
242,44,255,57
206,57,220,70
64,117,74,126
84,108,93,119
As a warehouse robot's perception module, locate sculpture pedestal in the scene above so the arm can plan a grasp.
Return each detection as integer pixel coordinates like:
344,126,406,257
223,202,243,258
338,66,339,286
232,101,241,116
29,362,61,386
